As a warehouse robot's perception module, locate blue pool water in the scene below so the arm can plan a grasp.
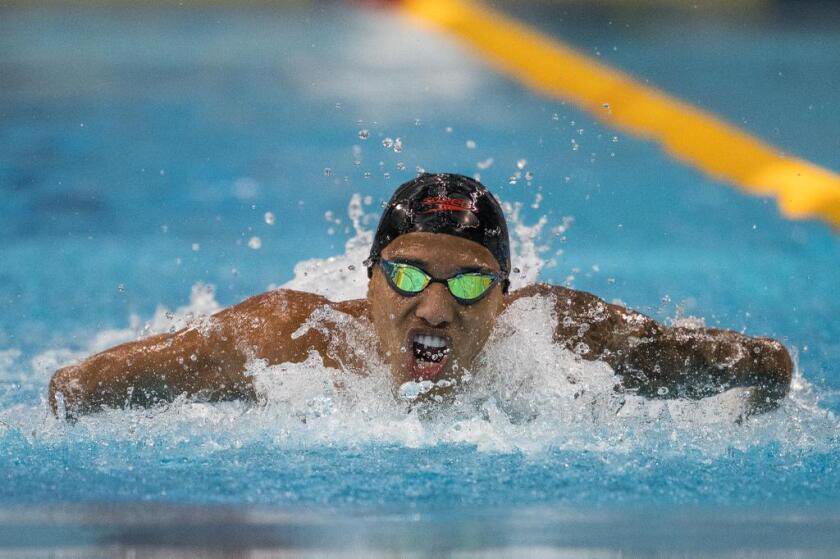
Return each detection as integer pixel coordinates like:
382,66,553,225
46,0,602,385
1,2,839,556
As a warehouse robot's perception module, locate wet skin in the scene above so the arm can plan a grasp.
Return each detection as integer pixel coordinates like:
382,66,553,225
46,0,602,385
49,233,793,420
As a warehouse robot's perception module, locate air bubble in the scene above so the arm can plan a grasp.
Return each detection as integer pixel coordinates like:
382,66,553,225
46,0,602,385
248,236,262,250
382,137,393,149
323,167,333,176
465,140,477,149
358,129,369,140
393,138,403,153
517,159,527,169
264,212,275,225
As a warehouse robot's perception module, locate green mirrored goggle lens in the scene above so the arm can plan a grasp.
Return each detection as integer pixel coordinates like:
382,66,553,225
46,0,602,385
389,263,430,293
447,273,495,301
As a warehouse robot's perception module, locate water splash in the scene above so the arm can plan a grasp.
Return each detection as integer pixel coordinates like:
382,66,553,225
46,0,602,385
0,195,835,462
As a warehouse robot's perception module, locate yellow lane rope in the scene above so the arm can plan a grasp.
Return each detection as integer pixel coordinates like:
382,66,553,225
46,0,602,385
401,0,840,229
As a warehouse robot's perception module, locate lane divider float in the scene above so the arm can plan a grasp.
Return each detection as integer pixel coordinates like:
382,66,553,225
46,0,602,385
401,0,840,229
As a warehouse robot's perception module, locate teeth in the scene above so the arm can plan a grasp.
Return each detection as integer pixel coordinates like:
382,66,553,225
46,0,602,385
414,334,447,348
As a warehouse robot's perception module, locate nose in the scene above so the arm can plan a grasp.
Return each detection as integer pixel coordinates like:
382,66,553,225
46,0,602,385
415,282,455,327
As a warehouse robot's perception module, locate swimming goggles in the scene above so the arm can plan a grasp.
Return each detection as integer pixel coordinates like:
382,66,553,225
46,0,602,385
379,259,501,305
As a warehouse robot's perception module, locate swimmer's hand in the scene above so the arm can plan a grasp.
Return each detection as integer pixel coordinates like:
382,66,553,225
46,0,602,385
509,284,793,416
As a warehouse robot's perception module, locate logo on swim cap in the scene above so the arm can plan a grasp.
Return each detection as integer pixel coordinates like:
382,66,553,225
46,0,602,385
420,196,477,214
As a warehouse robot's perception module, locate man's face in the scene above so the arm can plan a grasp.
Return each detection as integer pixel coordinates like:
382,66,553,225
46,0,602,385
367,232,505,386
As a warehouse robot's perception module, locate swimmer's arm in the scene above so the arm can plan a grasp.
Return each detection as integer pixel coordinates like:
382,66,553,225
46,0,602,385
48,289,357,419
512,284,793,411
48,324,253,419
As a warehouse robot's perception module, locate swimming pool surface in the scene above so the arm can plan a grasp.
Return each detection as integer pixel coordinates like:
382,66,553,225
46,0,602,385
1,2,839,556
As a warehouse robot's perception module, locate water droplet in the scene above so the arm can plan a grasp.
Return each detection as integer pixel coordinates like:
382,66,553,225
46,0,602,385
601,103,610,110
348,264,356,271
191,243,200,251
393,138,403,153
396,162,406,171
657,386,669,396
117,283,126,293
323,167,333,176
513,267,521,274
611,135,619,143
414,118,421,126
525,171,534,181
382,137,393,149
248,236,262,250
552,113,560,121
465,139,476,149
517,159,527,169
477,157,494,170
358,129,369,140
363,171,372,179
264,212,275,225
445,126,453,133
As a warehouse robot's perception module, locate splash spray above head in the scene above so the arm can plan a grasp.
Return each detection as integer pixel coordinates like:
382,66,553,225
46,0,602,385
366,173,511,292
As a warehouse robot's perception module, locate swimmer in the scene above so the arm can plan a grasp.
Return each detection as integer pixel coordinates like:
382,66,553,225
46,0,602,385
49,173,792,419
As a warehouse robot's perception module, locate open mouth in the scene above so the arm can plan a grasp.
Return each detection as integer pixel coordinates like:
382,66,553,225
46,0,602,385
409,332,451,380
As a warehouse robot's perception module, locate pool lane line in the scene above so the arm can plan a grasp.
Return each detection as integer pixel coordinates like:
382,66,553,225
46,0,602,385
399,0,840,230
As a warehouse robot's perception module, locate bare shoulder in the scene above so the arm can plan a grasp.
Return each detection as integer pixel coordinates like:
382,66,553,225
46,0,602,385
505,283,602,312
217,289,367,324
211,289,369,365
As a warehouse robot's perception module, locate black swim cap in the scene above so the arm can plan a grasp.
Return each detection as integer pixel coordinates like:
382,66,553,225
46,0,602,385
366,173,511,293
